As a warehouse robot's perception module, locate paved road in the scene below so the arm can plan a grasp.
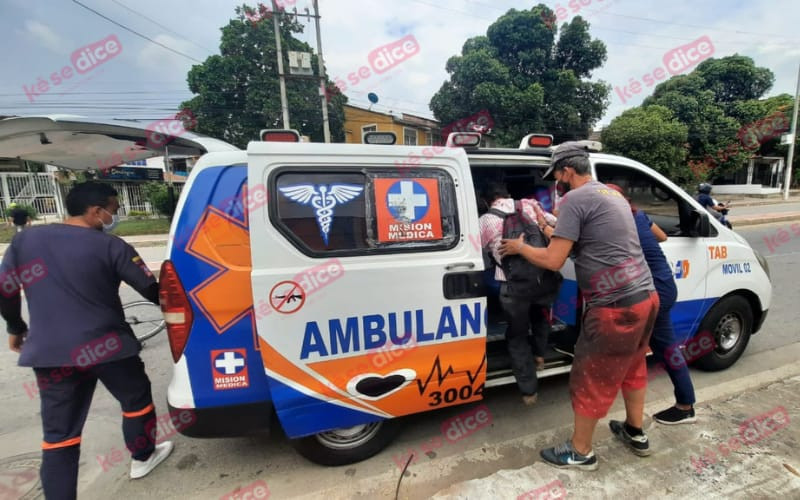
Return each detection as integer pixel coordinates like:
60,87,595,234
1,223,798,499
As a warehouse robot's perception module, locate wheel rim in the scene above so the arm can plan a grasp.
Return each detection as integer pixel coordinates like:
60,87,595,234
715,312,742,352
314,422,382,450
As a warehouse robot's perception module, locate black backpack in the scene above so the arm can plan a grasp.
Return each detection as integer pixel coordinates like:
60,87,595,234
488,201,563,304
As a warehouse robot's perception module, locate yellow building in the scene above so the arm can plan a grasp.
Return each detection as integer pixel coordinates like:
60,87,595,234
343,104,441,146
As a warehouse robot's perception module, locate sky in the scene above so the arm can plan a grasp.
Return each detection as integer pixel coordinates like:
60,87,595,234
1,0,799,133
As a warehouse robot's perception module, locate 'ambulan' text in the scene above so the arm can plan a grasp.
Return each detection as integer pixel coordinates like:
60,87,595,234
300,303,483,360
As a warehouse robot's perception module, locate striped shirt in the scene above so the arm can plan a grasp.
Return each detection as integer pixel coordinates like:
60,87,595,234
478,198,557,281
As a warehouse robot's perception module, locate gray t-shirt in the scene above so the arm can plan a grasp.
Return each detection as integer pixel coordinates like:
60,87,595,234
552,180,654,307
1,224,157,367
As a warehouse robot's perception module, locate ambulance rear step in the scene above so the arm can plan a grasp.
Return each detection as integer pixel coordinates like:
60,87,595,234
485,363,572,388
486,322,567,342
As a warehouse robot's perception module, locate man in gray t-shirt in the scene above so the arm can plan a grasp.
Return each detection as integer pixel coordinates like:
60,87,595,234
554,179,654,307
498,142,659,471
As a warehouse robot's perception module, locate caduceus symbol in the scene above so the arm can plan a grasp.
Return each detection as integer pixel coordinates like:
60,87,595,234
278,184,364,245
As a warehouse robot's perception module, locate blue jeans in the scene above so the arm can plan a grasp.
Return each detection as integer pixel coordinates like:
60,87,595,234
649,284,696,406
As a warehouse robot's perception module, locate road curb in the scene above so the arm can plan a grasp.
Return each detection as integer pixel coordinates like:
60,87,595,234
729,213,800,227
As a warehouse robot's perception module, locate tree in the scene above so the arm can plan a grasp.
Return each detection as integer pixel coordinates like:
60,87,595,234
142,182,174,217
429,4,609,146
624,56,785,181
692,55,774,111
601,106,689,178
180,4,346,148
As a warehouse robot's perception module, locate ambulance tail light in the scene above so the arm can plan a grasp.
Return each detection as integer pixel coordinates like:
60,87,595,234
159,260,194,363
445,132,481,148
260,129,301,142
519,134,554,149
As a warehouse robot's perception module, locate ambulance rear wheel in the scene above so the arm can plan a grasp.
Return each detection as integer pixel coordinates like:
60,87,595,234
694,295,753,371
291,419,401,466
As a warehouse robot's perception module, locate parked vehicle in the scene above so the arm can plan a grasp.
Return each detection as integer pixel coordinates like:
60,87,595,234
0,116,772,466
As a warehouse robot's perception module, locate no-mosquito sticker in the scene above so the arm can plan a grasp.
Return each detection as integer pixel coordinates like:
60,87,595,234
375,178,443,243
270,280,306,314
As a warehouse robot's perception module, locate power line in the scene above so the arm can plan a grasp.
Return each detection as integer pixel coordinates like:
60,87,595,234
585,6,800,42
69,0,203,63
110,0,216,54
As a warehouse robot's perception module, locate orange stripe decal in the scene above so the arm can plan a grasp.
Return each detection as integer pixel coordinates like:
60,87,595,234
122,403,155,418
42,436,81,450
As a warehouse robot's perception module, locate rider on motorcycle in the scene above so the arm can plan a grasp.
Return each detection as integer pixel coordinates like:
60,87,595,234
696,183,732,229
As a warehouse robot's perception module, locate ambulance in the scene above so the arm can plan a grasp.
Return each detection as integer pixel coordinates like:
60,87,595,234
0,116,772,466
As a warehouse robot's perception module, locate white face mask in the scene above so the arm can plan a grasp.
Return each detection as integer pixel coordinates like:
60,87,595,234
101,209,120,232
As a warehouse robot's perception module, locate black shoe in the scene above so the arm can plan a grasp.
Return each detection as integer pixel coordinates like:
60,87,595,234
540,440,598,470
609,420,651,457
654,406,696,425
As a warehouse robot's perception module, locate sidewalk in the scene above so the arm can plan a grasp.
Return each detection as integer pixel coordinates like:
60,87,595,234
431,358,800,499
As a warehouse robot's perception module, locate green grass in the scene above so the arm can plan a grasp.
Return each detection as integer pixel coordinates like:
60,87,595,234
0,225,18,243
111,218,171,236
0,218,171,243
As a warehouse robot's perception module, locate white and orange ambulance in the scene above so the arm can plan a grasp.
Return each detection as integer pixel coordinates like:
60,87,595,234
0,117,772,466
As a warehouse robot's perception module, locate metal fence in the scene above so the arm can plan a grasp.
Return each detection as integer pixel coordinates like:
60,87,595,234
3,172,183,220
1,173,64,220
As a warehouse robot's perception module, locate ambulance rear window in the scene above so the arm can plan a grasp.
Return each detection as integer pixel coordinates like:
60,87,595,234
272,168,459,256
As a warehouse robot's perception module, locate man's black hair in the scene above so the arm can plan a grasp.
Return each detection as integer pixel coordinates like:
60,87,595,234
483,181,510,202
65,182,118,216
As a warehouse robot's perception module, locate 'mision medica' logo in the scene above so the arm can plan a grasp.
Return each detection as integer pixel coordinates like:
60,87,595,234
211,349,250,390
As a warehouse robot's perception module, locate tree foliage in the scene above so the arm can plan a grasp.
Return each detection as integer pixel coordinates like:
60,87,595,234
613,55,792,183
429,4,609,146
180,4,346,148
142,182,174,217
601,106,688,178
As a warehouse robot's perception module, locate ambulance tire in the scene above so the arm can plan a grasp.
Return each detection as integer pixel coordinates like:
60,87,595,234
291,419,402,466
694,295,753,372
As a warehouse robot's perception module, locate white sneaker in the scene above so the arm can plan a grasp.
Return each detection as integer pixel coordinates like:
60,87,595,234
130,441,174,479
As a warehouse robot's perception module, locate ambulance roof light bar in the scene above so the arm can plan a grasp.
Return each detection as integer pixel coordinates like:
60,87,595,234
445,132,481,149
519,134,554,149
363,131,397,145
260,129,301,142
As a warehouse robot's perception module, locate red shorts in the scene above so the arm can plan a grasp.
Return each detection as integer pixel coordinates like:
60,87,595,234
569,291,659,419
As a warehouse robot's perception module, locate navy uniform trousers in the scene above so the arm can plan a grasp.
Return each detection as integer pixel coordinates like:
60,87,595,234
34,355,156,500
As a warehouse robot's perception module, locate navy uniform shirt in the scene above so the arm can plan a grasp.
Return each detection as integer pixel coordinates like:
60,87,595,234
0,224,157,368
633,210,677,297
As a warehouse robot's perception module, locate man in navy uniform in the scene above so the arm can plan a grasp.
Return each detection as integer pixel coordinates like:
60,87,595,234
1,182,173,500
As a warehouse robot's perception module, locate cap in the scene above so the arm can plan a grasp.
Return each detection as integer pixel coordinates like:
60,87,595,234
542,141,591,180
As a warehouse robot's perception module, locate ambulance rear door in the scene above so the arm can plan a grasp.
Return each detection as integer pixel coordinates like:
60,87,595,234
246,142,488,438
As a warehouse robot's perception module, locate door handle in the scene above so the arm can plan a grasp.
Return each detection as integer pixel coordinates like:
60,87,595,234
445,262,476,271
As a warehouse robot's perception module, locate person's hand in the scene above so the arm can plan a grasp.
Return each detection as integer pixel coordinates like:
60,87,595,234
8,333,26,353
498,234,525,257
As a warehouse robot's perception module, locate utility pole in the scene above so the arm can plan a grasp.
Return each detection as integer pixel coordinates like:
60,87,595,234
313,0,331,143
272,0,290,129
784,62,800,200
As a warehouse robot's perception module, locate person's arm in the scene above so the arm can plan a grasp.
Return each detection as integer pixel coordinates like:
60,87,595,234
498,235,574,271
0,247,28,352
112,240,159,304
651,222,667,242
478,214,503,265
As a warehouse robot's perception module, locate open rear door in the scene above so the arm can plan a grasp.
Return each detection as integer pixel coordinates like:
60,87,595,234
0,115,237,170
246,141,488,438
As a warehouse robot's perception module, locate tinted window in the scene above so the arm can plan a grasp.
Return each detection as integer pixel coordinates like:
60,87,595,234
273,169,458,256
595,163,705,237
